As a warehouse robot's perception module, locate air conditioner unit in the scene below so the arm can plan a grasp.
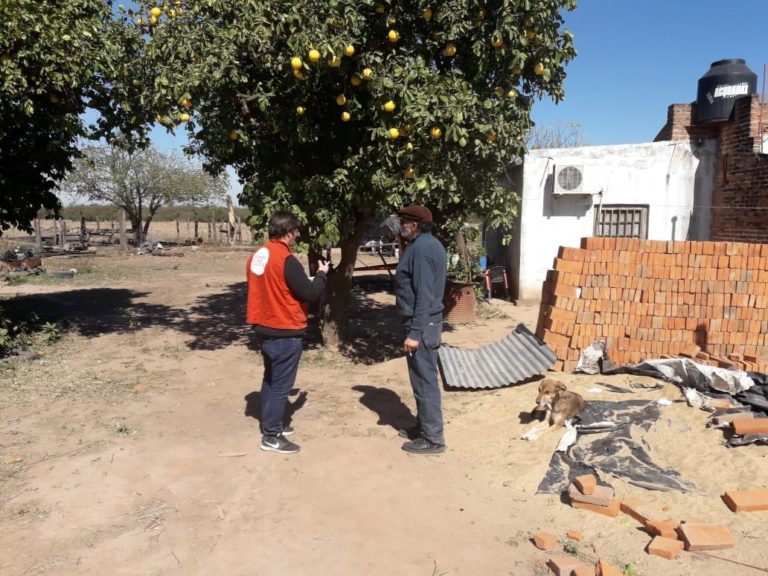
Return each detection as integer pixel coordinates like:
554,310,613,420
553,165,586,195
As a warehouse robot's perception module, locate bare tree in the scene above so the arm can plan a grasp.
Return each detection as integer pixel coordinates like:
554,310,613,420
526,120,587,150
61,143,229,244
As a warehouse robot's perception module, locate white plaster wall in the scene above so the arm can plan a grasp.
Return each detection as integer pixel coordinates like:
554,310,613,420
517,140,716,301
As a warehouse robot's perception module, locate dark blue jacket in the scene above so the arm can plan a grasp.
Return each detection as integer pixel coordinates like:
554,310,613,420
395,232,447,340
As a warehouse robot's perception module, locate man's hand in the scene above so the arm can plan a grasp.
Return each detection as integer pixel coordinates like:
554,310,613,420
404,337,419,354
317,260,330,274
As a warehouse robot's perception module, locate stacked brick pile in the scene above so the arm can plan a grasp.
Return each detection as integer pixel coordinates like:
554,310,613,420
536,237,768,373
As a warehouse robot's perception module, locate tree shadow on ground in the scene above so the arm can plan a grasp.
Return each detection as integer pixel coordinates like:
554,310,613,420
351,385,414,433
340,280,402,364
4,288,183,337
340,278,455,365
180,281,252,350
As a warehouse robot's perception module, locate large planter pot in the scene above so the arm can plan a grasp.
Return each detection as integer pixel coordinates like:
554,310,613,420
443,280,477,324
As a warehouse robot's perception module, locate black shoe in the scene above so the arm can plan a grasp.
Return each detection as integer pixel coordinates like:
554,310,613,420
397,425,420,439
261,435,301,454
281,425,295,437
402,437,446,454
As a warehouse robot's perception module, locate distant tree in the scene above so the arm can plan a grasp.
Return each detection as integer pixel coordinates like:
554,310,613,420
526,119,586,149
61,143,229,244
0,0,146,236
136,0,578,347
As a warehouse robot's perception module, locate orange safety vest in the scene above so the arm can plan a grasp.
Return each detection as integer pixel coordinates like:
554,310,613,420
245,240,308,330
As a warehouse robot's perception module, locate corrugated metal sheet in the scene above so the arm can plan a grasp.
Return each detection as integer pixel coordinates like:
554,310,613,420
438,323,556,389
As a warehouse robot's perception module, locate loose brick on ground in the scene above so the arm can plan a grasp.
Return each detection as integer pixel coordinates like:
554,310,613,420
568,483,614,507
645,519,679,539
548,556,587,576
595,559,622,576
532,531,558,550
570,566,595,576
647,536,685,560
678,523,735,551
733,419,768,435
573,474,597,495
723,489,768,512
571,499,621,517
566,530,582,541
619,500,669,526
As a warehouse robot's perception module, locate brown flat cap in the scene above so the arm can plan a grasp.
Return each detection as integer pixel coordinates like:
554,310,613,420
397,204,432,223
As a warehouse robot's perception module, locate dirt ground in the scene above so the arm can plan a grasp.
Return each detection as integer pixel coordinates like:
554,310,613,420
1,245,768,576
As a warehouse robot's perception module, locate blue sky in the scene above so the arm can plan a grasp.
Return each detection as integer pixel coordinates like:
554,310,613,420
532,0,767,145
150,0,768,202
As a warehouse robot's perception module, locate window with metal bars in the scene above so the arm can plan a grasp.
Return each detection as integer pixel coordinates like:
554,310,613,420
594,205,648,239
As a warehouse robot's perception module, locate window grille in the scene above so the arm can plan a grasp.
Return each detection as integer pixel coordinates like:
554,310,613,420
594,205,648,239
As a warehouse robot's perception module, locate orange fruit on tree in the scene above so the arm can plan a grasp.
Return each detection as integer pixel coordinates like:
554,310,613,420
296,106,305,116
383,100,396,112
150,6,162,18
291,56,303,70
389,127,400,139
336,94,347,106
341,111,351,122
350,75,362,86
362,67,373,80
430,126,442,139
329,56,341,68
491,37,504,48
178,112,190,122
388,29,400,43
343,44,355,57
444,43,456,57
533,62,545,75
422,7,432,21
308,49,321,63
404,167,415,179
229,130,239,141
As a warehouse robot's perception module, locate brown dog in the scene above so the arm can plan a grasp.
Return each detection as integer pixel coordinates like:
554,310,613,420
522,378,586,441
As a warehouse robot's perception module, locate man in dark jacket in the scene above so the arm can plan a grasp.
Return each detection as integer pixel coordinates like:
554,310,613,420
395,205,448,454
246,210,329,454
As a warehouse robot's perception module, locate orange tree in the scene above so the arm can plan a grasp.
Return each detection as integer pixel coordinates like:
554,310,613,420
137,0,577,347
0,0,146,235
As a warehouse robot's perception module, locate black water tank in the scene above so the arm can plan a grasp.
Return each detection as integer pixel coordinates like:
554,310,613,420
696,59,757,123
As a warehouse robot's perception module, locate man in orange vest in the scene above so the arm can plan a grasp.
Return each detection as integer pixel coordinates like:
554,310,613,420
246,211,329,454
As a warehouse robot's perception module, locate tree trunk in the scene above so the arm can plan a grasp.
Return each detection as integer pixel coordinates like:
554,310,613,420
131,216,143,245
454,229,472,282
321,213,371,350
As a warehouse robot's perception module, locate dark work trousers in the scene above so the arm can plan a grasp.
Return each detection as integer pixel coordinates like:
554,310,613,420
260,336,303,437
406,321,445,445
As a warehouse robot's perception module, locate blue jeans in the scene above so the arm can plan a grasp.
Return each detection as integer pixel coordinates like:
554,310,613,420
260,336,303,437
406,321,444,445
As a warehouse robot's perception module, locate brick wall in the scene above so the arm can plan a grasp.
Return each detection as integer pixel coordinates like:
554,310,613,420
711,96,768,243
655,95,768,243
536,237,768,373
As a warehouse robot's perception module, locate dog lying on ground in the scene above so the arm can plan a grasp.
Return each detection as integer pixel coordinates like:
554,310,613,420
522,378,586,441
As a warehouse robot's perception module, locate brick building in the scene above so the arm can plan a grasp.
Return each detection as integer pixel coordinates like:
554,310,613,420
655,94,768,243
